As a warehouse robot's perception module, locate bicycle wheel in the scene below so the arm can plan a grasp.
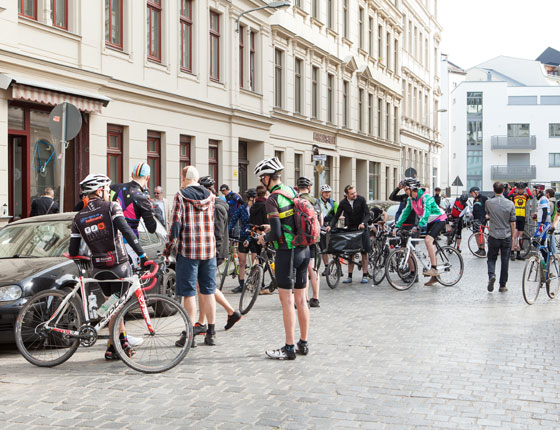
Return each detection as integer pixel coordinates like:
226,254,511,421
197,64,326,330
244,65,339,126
519,232,532,258
435,246,464,286
218,256,232,291
372,252,386,285
15,290,83,368
385,248,417,291
112,294,192,373
546,254,560,299
522,256,542,305
239,265,263,315
468,232,488,258
326,259,341,289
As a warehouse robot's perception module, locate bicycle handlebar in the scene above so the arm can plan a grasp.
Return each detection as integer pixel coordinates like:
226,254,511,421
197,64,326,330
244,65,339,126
140,260,159,292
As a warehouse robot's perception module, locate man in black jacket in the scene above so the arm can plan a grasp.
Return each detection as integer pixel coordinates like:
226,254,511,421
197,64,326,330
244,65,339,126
326,185,370,284
30,187,59,216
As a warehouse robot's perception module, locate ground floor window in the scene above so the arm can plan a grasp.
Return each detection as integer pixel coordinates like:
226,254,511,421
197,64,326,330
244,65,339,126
209,140,219,186
369,161,380,200
107,125,123,184
147,131,161,197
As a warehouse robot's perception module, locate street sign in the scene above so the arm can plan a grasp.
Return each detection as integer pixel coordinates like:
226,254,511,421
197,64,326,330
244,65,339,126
313,154,327,162
451,176,464,187
404,167,417,177
48,102,82,141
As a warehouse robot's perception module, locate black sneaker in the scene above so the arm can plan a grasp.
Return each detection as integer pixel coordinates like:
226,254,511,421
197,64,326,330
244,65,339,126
510,253,516,261
204,333,215,346
321,269,327,277
499,285,508,292
309,298,320,308
224,311,242,330
487,275,496,292
516,254,525,261
265,346,296,360
296,340,309,356
175,330,188,347
231,286,243,294
475,249,486,257
193,323,207,336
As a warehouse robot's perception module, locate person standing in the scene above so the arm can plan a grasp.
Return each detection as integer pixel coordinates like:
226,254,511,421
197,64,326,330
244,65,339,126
470,186,488,257
485,182,516,293
229,190,254,294
433,187,442,207
164,166,218,347
326,185,371,284
506,182,533,260
317,184,337,276
153,185,169,228
254,157,310,360
30,187,59,216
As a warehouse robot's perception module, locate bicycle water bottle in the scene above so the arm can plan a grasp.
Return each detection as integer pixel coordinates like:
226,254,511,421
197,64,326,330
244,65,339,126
88,292,98,319
97,293,119,317
270,262,275,273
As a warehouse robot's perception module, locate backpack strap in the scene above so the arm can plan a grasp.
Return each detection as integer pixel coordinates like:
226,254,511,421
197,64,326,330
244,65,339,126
271,189,294,202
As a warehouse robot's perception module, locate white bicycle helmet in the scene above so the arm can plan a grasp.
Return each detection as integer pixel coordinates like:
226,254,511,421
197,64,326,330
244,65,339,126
254,157,284,176
80,174,112,194
320,184,332,192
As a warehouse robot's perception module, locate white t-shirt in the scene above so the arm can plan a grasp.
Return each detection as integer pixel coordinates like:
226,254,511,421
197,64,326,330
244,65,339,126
537,195,551,223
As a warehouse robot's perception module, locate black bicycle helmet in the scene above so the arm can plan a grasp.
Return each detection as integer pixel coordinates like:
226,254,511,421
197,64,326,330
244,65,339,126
245,188,257,199
199,176,215,188
469,186,480,194
297,176,313,188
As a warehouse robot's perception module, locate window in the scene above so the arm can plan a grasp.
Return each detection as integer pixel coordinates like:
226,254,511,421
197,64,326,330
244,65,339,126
368,18,373,56
418,34,422,64
394,38,399,70
180,0,193,71
467,120,482,146
250,31,256,91
378,25,382,60
467,92,483,114
274,49,283,108
508,96,537,105
413,87,417,120
343,80,349,128
394,106,399,143
274,150,284,163
386,102,390,139
541,96,560,105
239,27,245,87
424,94,429,125
467,150,482,178
358,88,364,132
550,124,560,137
147,131,161,197
327,74,334,123
386,31,391,70
294,153,302,182
179,135,191,174
425,37,429,68
414,26,418,59
369,161,380,200
18,0,37,19
343,0,348,38
368,94,373,135
209,141,219,185
239,141,248,194
507,124,530,138
359,8,364,49
294,58,303,114
312,0,318,19
408,20,412,53
210,11,220,81
51,0,67,30
147,0,162,62
295,0,301,7
105,0,123,49
312,66,319,119
377,97,382,138
327,0,333,28
107,125,123,184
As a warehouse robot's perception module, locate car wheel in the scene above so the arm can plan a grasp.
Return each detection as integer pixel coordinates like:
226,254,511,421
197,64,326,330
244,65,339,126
152,268,179,317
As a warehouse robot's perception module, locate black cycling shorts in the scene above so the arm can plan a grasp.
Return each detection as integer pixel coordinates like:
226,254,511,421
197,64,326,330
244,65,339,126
361,229,371,254
426,221,445,239
93,262,132,297
238,240,250,254
249,241,262,255
275,247,310,290
516,216,526,232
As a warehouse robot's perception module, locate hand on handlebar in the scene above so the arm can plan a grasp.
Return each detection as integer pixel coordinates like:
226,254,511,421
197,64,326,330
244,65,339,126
257,234,266,246
325,226,331,232
358,223,365,230
140,254,149,268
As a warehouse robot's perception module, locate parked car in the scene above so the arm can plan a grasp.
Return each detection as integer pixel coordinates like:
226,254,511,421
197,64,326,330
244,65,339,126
0,213,176,343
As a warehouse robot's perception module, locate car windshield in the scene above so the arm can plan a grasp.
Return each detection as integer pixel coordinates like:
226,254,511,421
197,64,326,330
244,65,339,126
0,220,71,258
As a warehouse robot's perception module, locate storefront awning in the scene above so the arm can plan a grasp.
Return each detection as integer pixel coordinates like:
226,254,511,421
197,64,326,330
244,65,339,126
1,74,110,114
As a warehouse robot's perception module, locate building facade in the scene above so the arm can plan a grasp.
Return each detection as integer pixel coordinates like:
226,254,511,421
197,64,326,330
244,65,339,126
0,0,440,220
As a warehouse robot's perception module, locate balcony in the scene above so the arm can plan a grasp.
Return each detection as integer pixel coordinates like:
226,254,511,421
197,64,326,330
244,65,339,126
491,135,536,150
491,165,536,180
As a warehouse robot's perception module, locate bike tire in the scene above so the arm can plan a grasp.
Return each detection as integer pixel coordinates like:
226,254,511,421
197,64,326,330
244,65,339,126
519,232,532,259
239,265,263,315
468,232,488,258
435,246,464,286
385,248,417,291
372,252,386,285
112,294,192,374
546,254,560,299
522,256,542,305
218,256,232,291
15,289,83,368
326,259,341,289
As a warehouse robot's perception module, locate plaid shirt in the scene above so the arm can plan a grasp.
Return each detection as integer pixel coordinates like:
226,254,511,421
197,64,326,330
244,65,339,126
164,189,216,260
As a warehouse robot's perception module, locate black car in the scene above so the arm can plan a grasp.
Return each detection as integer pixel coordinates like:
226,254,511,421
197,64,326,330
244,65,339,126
0,213,176,343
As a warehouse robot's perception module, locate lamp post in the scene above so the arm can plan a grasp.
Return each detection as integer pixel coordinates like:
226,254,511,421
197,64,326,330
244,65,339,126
236,1,291,33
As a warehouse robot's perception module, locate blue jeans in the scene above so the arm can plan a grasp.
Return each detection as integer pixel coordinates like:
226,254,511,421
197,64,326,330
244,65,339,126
176,255,217,297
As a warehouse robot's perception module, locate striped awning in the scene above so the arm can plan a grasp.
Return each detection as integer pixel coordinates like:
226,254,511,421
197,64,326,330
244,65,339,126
12,83,104,113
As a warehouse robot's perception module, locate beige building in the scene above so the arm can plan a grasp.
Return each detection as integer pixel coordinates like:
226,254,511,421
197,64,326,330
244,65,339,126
0,0,440,220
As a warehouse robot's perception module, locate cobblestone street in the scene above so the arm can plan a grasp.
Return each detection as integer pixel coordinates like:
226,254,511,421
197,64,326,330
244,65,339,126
1,248,560,429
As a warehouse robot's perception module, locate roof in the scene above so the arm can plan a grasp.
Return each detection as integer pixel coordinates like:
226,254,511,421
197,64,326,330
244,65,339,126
467,56,552,86
536,47,560,66
447,60,466,75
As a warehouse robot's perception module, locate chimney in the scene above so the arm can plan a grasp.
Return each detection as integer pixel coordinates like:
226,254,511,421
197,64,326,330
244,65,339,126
487,71,492,81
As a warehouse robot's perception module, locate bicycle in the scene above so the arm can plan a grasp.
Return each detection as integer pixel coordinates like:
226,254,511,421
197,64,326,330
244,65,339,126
467,221,489,258
218,238,251,290
443,217,462,249
32,140,56,177
15,255,193,374
522,231,560,305
385,229,464,291
371,224,400,285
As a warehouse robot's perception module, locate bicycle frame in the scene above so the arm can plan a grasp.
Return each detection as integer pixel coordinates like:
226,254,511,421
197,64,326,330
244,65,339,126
398,233,447,272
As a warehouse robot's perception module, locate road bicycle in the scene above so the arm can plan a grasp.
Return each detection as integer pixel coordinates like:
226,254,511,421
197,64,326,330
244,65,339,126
522,231,560,305
325,247,374,289
218,238,251,291
371,224,400,285
467,221,489,258
443,217,462,249
385,229,464,291
32,140,56,177
15,255,193,373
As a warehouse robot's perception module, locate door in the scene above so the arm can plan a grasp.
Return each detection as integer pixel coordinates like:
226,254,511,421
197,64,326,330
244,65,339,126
8,135,27,220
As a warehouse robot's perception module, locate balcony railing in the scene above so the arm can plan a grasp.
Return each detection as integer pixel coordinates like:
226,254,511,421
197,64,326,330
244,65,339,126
491,165,536,180
491,135,536,150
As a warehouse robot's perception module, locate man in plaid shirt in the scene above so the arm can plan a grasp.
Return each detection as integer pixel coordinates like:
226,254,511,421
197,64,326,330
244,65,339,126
163,166,217,346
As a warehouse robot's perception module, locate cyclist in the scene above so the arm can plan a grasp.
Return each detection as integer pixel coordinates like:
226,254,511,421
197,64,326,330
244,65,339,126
229,190,254,294
326,185,371,284
447,192,469,250
111,162,157,266
254,157,310,360
318,184,338,276
396,179,447,286
220,184,243,229
506,182,533,260
470,186,488,257
532,185,552,268
68,174,148,360
296,176,322,308
368,204,387,234
433,187,442,207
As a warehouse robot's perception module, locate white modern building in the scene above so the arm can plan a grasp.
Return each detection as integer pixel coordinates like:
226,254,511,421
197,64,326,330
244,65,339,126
0,0,440,221
448,56,560,192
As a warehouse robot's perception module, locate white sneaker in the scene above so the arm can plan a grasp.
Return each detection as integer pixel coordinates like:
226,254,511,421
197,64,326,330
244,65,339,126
127,335,143,347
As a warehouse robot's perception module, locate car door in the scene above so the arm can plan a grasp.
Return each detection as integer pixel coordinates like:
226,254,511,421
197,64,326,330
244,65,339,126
137,218,163,261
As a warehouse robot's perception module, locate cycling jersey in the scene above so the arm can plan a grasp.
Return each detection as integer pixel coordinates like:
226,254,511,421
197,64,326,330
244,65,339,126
69,197,145,268
264,183,297,250
397,189,446,228
537,195,551,224
318,197,338,225
507,189,533,217
110,181,157,237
